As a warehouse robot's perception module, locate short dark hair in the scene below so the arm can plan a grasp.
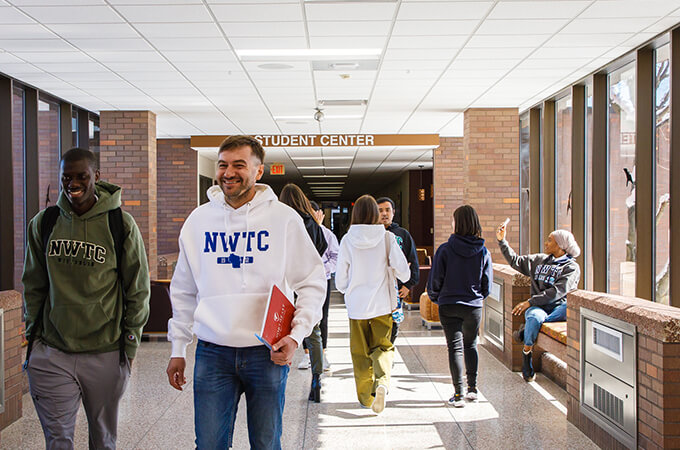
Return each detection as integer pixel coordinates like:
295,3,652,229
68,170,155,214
351,195,380,225
453,205,483,238
309,200,320,211
61,147,98,170
376,197,395,211
218,135,265,163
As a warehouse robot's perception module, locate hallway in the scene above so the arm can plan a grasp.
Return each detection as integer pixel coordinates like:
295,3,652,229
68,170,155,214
3,292,596,449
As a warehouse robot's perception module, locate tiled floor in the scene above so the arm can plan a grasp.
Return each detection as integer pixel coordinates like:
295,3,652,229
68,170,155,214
3,293,597,449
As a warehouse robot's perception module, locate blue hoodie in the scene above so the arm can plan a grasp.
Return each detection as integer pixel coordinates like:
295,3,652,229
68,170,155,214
427,234,493,308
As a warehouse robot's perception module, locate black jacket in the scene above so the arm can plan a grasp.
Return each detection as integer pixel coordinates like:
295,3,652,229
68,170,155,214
386,222,419,289
299,211,328,257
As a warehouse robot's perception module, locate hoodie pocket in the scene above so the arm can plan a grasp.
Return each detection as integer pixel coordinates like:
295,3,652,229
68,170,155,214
193,293,268,347
48,302,117,350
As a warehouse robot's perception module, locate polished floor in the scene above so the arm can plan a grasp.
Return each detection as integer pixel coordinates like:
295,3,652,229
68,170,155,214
3,293,597,449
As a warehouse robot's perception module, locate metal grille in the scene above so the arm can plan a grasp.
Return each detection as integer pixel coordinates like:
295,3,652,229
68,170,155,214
594,327,621,358
488,316,502,340
593,383,624,427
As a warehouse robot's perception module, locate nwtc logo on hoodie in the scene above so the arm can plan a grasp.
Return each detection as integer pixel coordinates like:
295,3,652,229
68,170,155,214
203,231,269,267
48,239,107,265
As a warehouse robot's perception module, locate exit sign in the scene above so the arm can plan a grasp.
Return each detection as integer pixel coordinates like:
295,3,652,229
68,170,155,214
270,163,285,175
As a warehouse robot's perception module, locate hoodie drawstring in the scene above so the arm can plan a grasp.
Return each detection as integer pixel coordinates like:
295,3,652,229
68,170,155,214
242,202,251,288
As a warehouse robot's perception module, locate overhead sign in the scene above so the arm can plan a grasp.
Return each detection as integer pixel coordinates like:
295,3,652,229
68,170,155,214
191,134,440,148
269,163,285,175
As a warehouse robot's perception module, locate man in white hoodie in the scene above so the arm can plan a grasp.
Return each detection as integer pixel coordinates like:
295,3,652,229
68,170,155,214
165,135,326,449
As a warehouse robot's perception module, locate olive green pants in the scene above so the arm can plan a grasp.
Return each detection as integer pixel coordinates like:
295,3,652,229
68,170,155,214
349,314,394,407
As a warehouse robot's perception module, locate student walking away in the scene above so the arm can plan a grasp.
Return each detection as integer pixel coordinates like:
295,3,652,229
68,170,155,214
23,148,150,450
166,136,326,449
428,205,492,408
279,184,328,403
376,197,419,343
335,195,410,414
496,223,580,382
309,201,339,372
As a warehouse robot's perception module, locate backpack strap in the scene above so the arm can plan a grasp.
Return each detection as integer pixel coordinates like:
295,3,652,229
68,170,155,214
108,207,128,365
25,206,62,370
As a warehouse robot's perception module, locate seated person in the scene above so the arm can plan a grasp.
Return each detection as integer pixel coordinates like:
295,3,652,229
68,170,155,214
496,224,580,382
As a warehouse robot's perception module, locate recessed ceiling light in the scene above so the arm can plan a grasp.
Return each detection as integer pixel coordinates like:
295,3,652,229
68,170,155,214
294,156,354,160
302,174,348,178
237,49,381,57
318,99,367,106
297,166,350,169
257,63,294,70
330,62,359,70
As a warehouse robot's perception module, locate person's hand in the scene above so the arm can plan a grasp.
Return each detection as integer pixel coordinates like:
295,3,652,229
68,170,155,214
399,285,410,299
512,301,531,316
166,357,187,391
496,222,507,241
271,336,298,366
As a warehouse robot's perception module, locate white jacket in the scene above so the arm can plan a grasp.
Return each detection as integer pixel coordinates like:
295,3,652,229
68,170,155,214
335,224,410,320
168,184,327,357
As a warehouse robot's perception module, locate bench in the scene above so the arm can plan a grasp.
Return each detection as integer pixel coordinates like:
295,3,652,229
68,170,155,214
534,321,567,388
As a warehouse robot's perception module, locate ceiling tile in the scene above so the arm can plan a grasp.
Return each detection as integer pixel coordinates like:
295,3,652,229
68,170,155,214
305,3,395,21
71,38,152,51
229,36,307,50
163,50,236,63
13,50,92,63
392,20,478,36
0,24,55,39
211,4,302,22
0,6,35,23
115,4,212,23
0,39,74,51
388,35,467,49
561,18,658,34
384,48,456,60
477,19,569,35
398,2,492,20
466,34,548,48
135,23,221,38
531,46,611,59
48,23,137,39
543,32,634,47
307,20,391,37
20,5,121,24
456,47,534,60
487,1,590,20
220,21,305,37
311,36,386,49
580,0,680,19
147,37,229,51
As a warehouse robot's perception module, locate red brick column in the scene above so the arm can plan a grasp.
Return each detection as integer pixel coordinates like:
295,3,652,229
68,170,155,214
156,138,197,277
433,137,464,249
464,108,519,262
0,290,25,432
99,111,157,279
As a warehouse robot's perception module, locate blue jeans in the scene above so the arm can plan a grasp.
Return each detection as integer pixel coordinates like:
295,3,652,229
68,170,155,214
523,302,567,347
193,341,289,449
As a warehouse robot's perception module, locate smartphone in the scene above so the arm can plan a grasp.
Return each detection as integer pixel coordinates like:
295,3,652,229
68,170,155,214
502,218,510,228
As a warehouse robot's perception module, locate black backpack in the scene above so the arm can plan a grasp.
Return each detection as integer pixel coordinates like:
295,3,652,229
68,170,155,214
24,205,128,369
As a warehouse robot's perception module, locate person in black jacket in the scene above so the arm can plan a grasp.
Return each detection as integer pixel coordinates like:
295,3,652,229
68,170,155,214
279,183,327,402
376,197,419,343
428,205,492,408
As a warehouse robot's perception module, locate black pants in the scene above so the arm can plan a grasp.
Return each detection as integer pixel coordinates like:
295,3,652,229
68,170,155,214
389,321,398,344
438,303,482,394
305,279,332,350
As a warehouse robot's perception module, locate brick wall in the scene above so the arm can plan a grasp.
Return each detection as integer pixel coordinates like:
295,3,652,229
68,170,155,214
157,139,197,257
99,111,158,279
567,290,680,449
433,137,464,249
0,291,24,431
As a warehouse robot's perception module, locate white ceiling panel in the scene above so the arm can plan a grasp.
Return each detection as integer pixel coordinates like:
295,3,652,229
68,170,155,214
305,3,396,22
580,0,680,19
20,6,121,24
543,33,634,47
0,63,46,74
388,35,467,49
211,4,303,22
163,50,236,63
476,19,568,35
392,20,478,36
0,6,37,24
645,16,680,34
456,47,534,59
12,51,92,63
561,18,658,34
438,114,464,137
147,37,229,51
380,59,450,71
0,52,21,63
71,38,151,51
0,24,55,39
311,36,387,49
48,23,137,39
307,20,391,37
229,37,308,50
384,48,456,60
135,23,221,38
487,1,590,20
116,4,211,23
35,62,108,73
220,21,305,38
0,39,74,52
398,2,492,20
88,51,164,62
466,34,550,48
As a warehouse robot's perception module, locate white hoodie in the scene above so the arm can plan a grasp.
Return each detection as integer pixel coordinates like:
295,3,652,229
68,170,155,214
168,184,327,358
335,224,410,320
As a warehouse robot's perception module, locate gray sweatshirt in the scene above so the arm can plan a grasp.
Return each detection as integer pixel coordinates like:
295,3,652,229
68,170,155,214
498,239,580,307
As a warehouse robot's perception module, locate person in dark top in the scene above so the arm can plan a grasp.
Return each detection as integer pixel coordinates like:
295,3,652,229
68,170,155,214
428,205,492,408
279,183,327,402
376,197,419,343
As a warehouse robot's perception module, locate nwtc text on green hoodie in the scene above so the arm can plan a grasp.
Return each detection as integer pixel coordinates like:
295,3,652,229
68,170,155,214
22,181,150,359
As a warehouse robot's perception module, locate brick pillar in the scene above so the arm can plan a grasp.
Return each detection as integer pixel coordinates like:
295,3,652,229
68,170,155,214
99,111,157,279
156,138,197,278
0,290,25,432
463,108,520,262
433,137,464,248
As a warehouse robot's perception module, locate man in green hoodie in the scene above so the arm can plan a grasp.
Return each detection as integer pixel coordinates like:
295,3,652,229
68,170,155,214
22,148,150,449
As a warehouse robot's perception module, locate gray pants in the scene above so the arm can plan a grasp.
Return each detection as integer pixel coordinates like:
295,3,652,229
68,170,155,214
26,341,131,450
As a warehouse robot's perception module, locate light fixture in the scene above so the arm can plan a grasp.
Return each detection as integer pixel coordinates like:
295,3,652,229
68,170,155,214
302,174,348,178
293,156,354,160
313,108,324,122
236,49,381,61
257,63,294,70
418,164,425,202
297,166,350,170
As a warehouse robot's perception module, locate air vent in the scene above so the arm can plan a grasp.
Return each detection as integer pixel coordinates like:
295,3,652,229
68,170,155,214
312,60,379,71
318,99,367,107
488,316,502,340
593,384,625,427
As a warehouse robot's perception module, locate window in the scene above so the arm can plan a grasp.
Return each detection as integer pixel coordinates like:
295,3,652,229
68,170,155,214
38,94,61,209
556,95,572,232
654,44,670,304
12,86,25,291
519,113,530,254
89,113,100,166
608,63,636,296
586,82,594,290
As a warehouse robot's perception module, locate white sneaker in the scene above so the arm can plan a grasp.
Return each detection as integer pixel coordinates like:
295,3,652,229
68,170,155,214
323,354,331,371
447,394,465,408
372,385,387,414
297,353,310,370
465,389,478,402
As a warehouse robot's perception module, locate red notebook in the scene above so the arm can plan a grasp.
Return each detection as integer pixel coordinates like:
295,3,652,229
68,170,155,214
255,284,296,350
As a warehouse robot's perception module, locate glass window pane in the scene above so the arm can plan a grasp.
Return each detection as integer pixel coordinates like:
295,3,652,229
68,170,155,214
12,86,25,291
608,63,636,296
520,113,530,254
89,114,100,167
71,109,77,148
556,95,572,231
38,95,61,209
655,44,670,304
586,82,594,290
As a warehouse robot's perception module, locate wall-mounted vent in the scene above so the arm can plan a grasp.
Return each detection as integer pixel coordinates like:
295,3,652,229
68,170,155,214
593,383,624,427
593,322,623,361
488,316,502,340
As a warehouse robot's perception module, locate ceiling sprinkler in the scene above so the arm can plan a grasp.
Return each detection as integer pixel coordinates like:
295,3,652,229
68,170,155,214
314,108,325,122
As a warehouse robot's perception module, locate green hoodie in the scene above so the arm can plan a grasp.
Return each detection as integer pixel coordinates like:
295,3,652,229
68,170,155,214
23,181,150,360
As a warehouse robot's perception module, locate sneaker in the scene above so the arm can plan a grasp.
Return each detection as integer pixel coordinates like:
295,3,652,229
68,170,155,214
447,394,465,408
297,353,310,370
522,351,536,382
323,354,331,371
465,387,478,402
372,385,387,414
512,324,525,344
